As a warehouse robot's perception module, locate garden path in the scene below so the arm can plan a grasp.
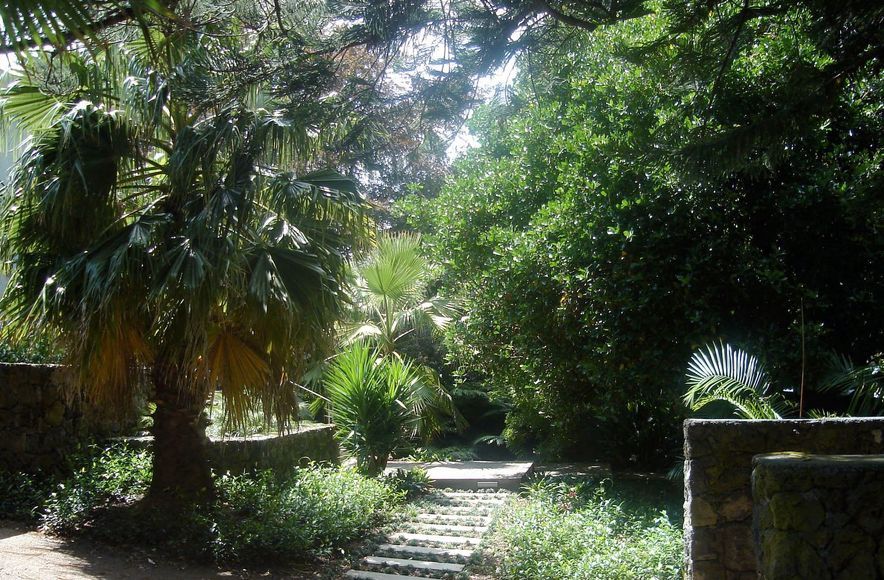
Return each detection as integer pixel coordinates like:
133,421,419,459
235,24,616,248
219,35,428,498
384,461,534,491
344,490,510,580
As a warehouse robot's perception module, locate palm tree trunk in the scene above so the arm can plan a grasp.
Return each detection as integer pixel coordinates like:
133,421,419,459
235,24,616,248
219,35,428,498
148,371,214,505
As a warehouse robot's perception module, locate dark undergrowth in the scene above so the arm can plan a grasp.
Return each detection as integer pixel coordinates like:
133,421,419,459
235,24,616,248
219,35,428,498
0,443,402,568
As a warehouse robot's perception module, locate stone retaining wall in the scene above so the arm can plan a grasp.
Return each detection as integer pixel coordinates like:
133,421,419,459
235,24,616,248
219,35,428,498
0,362,339,475
119,425,340,474
0,363,82,473
683,418,884,579
209,423,339,473
752,453,884,579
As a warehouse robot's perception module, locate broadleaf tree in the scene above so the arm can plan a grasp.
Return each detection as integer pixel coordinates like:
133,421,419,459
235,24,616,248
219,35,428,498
398,8,882,467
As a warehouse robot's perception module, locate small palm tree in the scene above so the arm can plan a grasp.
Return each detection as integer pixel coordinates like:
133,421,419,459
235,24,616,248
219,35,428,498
684,343,792,419
343,233,458,356
324,341,456,475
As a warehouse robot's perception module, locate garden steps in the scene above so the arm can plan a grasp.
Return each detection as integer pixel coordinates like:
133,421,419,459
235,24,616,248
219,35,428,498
362,555,465,572
374,544,474,559
344,490,512,578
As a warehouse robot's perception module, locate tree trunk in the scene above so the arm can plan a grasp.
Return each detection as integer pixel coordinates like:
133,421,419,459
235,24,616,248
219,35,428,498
148,373,214,506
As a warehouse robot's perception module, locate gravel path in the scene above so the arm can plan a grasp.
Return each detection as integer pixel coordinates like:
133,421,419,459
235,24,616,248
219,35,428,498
0,521,323,579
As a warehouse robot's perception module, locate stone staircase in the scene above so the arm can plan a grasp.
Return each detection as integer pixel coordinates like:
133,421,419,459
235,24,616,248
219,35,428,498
344,490,509,579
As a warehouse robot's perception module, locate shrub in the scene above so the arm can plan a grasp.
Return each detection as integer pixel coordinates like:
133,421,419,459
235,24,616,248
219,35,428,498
383,467,432,500
0,470,57,521
4,444,400,566
486,479,683,580
0,334,64,364
205,466,400,562
41,443,152,533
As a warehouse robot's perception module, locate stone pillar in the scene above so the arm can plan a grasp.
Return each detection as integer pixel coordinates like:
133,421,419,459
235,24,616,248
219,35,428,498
683,418,884,579
753,453,884,579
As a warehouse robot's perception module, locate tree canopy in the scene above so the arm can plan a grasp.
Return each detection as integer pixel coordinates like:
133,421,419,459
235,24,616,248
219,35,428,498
398,6,882,465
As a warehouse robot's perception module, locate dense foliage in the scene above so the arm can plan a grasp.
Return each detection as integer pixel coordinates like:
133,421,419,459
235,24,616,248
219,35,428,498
400,9,882,465
481,478,683,579
0,444,399,564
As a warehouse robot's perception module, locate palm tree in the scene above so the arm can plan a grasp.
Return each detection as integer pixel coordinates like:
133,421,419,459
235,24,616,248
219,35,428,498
0,10,371,504
343,232,458,356
324,341,449,476
315,234,463,473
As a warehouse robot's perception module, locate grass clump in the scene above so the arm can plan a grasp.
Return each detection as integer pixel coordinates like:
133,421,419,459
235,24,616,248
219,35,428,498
484,478,683,580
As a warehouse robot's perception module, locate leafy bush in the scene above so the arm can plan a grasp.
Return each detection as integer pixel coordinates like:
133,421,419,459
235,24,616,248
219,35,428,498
206,467,400,562
3,444,399,566
383,467,432,500
0,334,64,363
0,470,57,521
407,445,479,462
485,479,683,580
41,443,152,533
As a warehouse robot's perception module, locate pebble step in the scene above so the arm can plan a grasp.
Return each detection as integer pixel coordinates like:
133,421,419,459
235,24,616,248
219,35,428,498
437,492,508,498
407,522,488,534
375,543,474,559
388,531,482,545
413,513,491,523
345,571,431,580
361,555,465,573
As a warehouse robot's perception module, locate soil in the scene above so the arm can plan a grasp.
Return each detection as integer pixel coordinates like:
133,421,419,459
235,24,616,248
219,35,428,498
0,520,341,579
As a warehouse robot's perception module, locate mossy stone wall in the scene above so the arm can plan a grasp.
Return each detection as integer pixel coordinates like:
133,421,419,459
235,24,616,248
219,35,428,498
753,453,884,579
0,363,82,473
208,424,339,473
683,418,884,579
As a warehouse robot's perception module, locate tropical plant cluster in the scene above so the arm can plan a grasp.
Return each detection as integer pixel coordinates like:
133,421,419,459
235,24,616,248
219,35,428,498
479,478,683,580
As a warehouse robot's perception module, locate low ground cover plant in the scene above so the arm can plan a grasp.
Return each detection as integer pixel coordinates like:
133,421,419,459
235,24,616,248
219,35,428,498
481,477,683,580
0,443,400,565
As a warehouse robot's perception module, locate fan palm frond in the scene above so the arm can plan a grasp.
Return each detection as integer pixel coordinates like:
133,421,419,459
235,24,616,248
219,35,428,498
817,354,884,416
684,342,790,419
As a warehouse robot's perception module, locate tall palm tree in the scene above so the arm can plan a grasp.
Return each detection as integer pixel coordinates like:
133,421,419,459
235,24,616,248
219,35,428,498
0,9,371,503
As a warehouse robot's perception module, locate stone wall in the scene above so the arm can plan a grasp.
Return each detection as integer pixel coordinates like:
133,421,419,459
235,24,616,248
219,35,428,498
0,363,81,473
683,418,884,579
752,453,884,579
209,423,339,473
0,361,339,475
120,424,340,474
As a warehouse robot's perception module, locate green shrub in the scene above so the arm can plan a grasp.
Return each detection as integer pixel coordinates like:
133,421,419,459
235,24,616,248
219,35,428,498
41,443,152,533
407,445,479,462
383,467,432,500
0,470,57,521
487,480,683,580
0,334,64,363
4,444,399,566
205,466,400,563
